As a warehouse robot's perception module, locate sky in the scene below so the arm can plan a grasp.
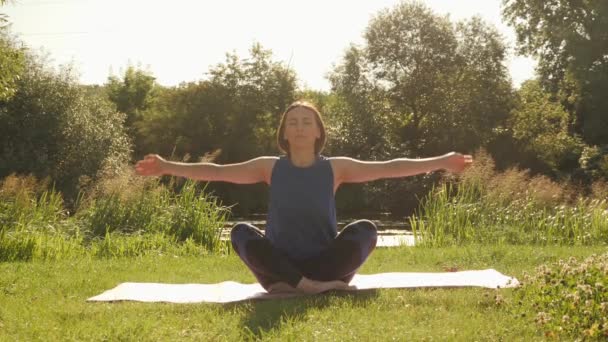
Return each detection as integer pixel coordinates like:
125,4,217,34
4,0,536,91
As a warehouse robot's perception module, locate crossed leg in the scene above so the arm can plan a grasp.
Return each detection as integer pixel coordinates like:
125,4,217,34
230,220,377,293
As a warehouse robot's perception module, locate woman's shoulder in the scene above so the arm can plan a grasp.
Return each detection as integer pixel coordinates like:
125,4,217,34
256,156,280,168
327,156,364,177
249,156,280,184
327,155,353,166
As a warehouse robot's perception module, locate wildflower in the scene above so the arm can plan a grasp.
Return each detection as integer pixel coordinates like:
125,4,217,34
583,323,600,337
577,284,593,296
535,312,551,325
494,294,505,306
565,293,581,305
602,323,608,336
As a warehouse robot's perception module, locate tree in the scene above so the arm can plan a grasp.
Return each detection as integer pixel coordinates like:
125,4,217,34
0,53,131,200
203,43,297,160
106,66,156,131
133,44,297,215
0,28,25,102
331,2,513,156
503,0,608,146
508,80,584,175
327,1,515,215
105,66,157,158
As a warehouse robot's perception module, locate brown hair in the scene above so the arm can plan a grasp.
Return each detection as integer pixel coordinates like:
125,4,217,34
276,100,327,156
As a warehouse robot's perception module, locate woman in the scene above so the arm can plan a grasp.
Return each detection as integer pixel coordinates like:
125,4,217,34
135,100,472,294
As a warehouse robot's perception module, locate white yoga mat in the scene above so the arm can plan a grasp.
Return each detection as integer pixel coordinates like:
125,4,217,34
87,269,518,304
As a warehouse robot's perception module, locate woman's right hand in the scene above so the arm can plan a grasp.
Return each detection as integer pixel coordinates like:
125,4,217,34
135,154,167,177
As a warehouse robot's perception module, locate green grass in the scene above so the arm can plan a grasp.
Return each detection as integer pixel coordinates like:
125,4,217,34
1,245,606,341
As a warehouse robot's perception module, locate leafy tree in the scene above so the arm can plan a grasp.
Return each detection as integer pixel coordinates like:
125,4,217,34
0,53,131,200
503,0,608,146
363,1,457,154
327,1,515,214
0,28,25,102
331,1,513,156
206,43,297,159
133,44,297,215
328,45,398,160
508,80,584,175
106,65,156,153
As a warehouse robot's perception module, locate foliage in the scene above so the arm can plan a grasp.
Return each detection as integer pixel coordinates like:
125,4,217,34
106,66,156,118
0,52,131,200
330,1,513,156
508,80,585,175
514,253,608,339
79,169,231,253
0,29,25,102
132,43,297,215
503,0,608,146
106,66,157,156
411,150,608,246
579,145,608,182
0,171,230,261
0,174,66,234
327,1,514,215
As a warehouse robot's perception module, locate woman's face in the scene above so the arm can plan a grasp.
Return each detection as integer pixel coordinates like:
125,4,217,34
283,107,321,150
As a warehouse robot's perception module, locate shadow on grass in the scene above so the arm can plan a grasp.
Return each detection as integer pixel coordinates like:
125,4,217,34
224,289,379,340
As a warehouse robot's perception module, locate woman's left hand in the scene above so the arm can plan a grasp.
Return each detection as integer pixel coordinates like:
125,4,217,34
443,152,473,173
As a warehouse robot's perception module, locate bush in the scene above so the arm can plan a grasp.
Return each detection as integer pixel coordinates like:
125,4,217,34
0,52,131,202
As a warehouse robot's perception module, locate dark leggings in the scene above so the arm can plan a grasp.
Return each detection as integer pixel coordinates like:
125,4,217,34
230,220,378,290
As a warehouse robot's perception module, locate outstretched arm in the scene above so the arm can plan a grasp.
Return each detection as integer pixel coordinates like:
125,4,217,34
134,154,275,184
332,152,473,184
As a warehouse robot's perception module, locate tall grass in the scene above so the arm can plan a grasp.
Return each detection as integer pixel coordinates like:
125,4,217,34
0,169,231,262
0,174,66,233
411,151,608,246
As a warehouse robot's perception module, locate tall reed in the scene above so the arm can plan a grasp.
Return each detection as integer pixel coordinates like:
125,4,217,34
0,169,231,261
411,151,608,246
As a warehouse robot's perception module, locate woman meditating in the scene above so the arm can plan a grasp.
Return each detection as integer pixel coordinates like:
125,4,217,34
135,101,472,295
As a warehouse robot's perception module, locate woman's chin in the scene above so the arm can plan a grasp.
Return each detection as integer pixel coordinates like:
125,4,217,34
289,141,314,149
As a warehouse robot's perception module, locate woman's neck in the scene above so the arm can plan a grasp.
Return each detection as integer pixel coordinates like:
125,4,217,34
289,148,317,168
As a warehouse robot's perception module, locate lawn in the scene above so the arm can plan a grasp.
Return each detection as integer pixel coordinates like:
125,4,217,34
1,245,605,341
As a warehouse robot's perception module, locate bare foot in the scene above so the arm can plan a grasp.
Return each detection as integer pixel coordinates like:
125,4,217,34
266,282,298,294
296,277,356,294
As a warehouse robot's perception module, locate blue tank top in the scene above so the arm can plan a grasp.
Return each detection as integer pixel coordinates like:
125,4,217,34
265,154,338,260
